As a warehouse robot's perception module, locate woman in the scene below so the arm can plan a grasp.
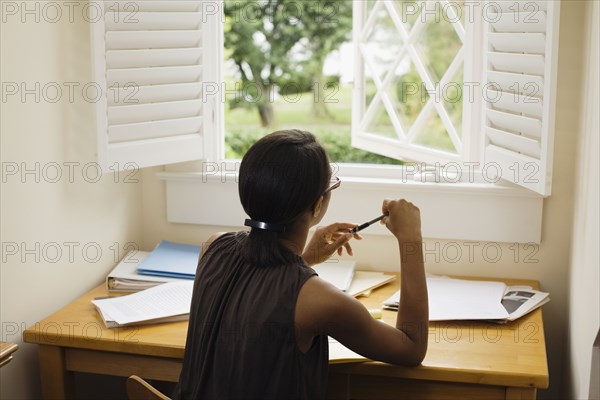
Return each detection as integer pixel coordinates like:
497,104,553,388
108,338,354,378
174,130,428,400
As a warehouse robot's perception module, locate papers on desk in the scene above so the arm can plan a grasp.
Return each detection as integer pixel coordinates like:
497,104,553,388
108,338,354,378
313,261,395,297
106,251,189,292
328,337,367,364
313,261,356,291
382,276,550,323
92,281,194,328
346,271,396,298
105,241,202,292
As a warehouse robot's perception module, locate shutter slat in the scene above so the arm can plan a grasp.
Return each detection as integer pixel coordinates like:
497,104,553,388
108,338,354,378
105,1,202,12
489,1,547,12
106,12,202,31
108,99,203,125
106,48,202,69
107,65,202,86
489,11,547,33
487,71,544,97
106,31,202,50
484,145,543,193
485,127,541,158
488,33,546,54
108,82,203,106
486,89,543,118
109,117,203,143
486,108,542,139
488,52,545,75
107,134,205,170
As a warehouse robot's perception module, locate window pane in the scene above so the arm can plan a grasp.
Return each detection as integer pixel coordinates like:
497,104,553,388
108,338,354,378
416,10,462,84
412,112,457,154
365,99,398,139
391,0,425,32
362,2,403,83
353,0,466,164
386,60,429,134
443,66,464,140
224,0,400,164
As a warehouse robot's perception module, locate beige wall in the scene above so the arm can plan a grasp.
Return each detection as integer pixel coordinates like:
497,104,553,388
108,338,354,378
565,1,600,399
0,7,143,400
140,4,589,400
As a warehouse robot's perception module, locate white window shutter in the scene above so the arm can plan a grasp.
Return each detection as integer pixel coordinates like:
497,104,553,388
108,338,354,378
481,0,560,196
91,1,222,171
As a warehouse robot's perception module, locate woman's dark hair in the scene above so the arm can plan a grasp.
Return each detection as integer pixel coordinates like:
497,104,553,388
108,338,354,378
239,130,330,267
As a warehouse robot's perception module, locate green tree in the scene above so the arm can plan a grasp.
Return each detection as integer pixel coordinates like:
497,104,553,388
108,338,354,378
224,0,352,127
224,0,302,127
293,0,352,120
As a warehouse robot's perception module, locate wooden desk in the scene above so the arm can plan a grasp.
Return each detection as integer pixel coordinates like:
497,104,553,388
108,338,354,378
24,276,548,400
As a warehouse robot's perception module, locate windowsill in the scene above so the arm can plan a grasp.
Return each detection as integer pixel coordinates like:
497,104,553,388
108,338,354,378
158,166,543,243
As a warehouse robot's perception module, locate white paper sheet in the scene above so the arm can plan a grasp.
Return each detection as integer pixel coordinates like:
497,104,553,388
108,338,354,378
328,337,367,363
92,281,194,325
313,261,356,291
346,271,395,297
384,277,509,321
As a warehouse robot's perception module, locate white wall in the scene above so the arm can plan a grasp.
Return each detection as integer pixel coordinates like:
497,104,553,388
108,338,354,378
0,6,143,400
564,1,600,399
139,4,590,399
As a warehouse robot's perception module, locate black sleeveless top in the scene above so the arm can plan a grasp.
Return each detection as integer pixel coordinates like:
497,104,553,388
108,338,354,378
173,232,329,400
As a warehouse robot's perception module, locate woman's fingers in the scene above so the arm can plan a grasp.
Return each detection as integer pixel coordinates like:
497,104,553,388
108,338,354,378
323,222,357,233
343,241,353,256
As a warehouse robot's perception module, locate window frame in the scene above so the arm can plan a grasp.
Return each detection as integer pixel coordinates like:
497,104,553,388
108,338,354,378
158,164,544,243
350,0,560,197
350,0,479,165
158,0,559,244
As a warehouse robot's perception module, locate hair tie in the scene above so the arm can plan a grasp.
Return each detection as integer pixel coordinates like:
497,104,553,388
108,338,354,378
244,219,286,233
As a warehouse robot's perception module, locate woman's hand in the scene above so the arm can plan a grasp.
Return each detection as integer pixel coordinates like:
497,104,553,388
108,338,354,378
381,199,422,243
301,223,362,266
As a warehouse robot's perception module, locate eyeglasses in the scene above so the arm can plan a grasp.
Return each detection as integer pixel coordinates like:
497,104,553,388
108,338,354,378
323,176,341,195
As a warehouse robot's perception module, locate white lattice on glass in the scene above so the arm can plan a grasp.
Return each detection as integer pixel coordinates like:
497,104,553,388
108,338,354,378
355,0,466,161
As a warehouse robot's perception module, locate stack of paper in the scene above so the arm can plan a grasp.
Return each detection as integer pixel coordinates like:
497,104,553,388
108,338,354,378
92,281,194,328
106,251,189,292
383,276,550,322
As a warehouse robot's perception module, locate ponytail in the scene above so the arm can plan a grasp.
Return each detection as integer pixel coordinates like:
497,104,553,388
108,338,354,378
238,130,329,268
242,229,298,268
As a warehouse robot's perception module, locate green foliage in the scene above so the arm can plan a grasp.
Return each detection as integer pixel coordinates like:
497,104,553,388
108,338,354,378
316,129,403,165
224,0,353,124
223,1,467,163
225,128,402,165
225,128,265,159
395,69,425,127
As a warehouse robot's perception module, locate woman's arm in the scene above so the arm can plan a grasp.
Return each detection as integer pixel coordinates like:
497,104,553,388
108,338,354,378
295,199,428,365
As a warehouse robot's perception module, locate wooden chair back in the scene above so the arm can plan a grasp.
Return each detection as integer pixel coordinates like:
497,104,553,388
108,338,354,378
126,375,171,400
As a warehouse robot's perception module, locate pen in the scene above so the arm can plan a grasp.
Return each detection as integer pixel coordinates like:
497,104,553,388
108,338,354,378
350,212,390,233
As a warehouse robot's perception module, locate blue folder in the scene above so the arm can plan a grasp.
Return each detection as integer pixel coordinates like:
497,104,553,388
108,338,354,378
136,241,202,279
